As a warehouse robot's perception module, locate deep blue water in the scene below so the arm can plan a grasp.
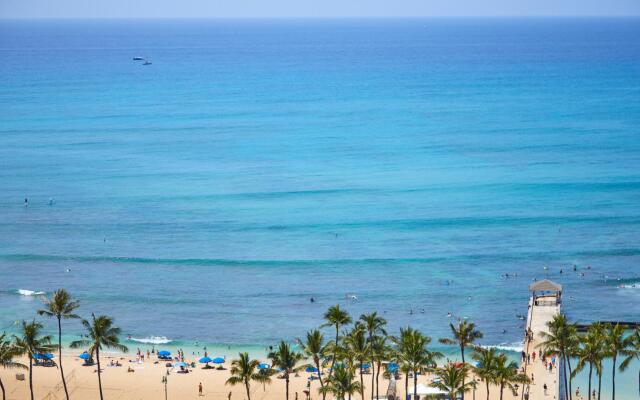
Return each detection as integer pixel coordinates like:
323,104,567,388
1,17,639,364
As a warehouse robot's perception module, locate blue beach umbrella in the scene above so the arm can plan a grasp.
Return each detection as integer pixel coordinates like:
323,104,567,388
388,362,398,372
199,357,213,364
361,363,370,369
79,353,91,360
158,350,171,357
212,357,225,364
35,353,54,360
258,363,271,370
306,366,318,373
175,361,188,367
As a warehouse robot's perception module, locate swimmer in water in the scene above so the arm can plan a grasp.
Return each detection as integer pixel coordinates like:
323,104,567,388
24,198,28,207
66,268,71,272
310,297,315,303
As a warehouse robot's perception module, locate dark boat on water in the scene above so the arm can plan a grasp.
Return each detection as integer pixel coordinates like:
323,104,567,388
133,56,144,61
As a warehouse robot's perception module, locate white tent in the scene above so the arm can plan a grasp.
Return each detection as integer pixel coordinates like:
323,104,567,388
407,384,447,396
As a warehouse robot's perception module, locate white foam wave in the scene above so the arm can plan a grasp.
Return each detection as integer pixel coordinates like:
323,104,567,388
18,289,45,296
618,283,640,289
482,342,524,353
130,336,172,345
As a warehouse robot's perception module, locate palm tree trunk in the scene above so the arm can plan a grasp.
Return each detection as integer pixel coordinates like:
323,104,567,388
29,356,34,400
460,347,465,400
587,363,592,400
499,383,504,400
58,318,70,400
96,347,104,400
562,356,569,400
370,357,375,400
286,375,290,400
485,381,489,400
597,368,602,400
360,365,364,400
413,369,418,400
404,372,409,400
329,326,339,379
245,381,251,400
611,355,616,400
567,356,573,400
315,358,326,400
375,362,381,400
1,376,6,400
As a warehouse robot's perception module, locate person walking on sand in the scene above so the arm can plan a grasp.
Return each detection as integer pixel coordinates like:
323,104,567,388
199,382,203,396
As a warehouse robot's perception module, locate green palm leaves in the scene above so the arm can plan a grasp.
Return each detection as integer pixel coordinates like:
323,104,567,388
226,352,272,400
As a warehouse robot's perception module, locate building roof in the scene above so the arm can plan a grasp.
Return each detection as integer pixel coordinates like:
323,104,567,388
529,279,562,292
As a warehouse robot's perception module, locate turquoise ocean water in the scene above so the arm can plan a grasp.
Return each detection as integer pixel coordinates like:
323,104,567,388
0,18,639,396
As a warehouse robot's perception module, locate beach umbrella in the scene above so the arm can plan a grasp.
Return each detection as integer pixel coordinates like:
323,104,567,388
174,361,188,367
158,350,171,357
212,357,225,364
361,363,370,369
199,356,213,364
258,363,271,370
306,366,318,373
388,362,398,372
79,353,91,360
35,353,54,360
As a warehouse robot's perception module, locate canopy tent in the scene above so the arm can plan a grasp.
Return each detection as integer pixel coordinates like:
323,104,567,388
407,384,447,396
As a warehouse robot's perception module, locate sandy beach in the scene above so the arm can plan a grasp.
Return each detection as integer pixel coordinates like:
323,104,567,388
0,352,521,400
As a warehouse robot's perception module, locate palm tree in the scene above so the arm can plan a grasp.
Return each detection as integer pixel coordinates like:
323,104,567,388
319,364,362,400
0,333,27,400
493,354,529,400
438,320,483,400
471,347,498,400
268,341,304,400
393,327,441,400
226,352,271,400
37,289,80,400
298,329,328,399
430,363,474,400
360,312,386,400
322,305,352,379
571,323,607,400
12,320,54,400
69,314,128,400
370,335,389,400
619,327,640,399
343,324,369,400
605,323,632,400
538,313,576,400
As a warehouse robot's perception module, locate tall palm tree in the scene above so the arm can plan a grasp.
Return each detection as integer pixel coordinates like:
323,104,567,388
226,352,271,400
298,329,328,399
360,312,386,400
471,347,498,400
493,354,529,400
619,327,640,399
430,363,474,400
571,323,607,400
12,320,54,400
0,333,27,400
322,305,352,380
370,335,390,400
438,320,483,400
393,327,441,400
268,341,304,400
69,314,128,400
319,364,362,400
343,324,369,400
538,314,576,400
605,323,632,400
37,289,80,400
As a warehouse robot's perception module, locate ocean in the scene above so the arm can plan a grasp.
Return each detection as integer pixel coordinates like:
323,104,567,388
0,17,639,395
